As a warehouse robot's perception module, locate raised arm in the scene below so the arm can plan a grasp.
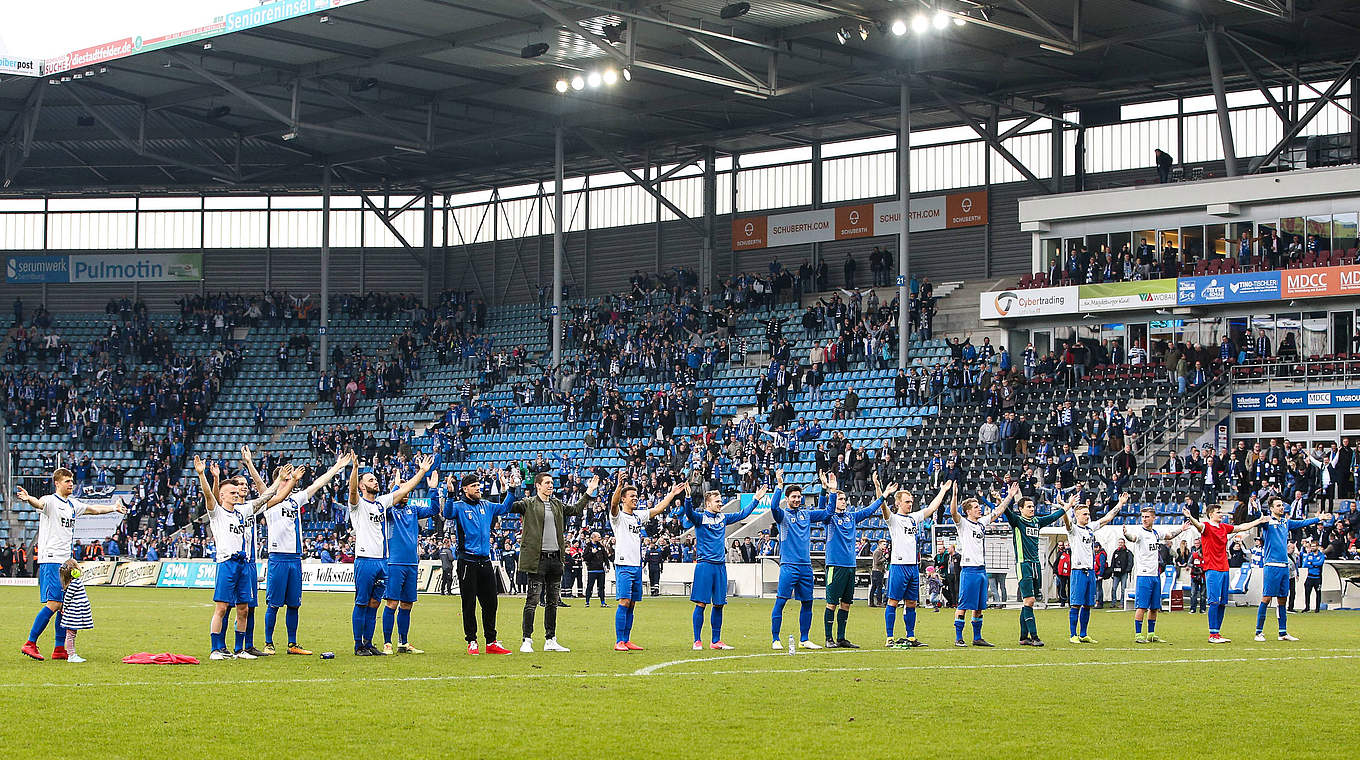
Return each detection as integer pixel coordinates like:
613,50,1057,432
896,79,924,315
650,482,690,520
609,476,625,518
305,452,354,502
729,484,768,524
389,454,435,505
1230,515,1266,534
877,481,900,522
1095,494,1127,528
1181,504,1204,533
240,446,266,493
12,486,42,511
920,480,953,522
194,456,217,514
949,486,962,524
347,451,360,508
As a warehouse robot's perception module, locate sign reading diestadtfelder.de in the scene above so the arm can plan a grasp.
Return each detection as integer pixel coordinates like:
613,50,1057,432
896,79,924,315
731,191,987,251
6,253,202,284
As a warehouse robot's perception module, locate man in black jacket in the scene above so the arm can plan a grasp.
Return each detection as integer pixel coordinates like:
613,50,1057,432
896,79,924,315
582,533,611,608
1109,539,1134,604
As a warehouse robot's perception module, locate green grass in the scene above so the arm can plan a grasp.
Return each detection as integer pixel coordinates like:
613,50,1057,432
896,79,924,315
0,587,1354,758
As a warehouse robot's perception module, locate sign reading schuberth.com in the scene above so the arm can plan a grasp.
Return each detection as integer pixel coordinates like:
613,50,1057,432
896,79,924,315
731,190,987,251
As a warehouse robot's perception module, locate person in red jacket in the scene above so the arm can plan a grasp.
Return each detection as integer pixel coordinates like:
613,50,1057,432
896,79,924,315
1188,542,1207,613
1053,545,1072,606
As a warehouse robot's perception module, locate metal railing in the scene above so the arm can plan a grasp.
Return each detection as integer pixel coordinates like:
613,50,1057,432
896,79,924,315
1229,356,1360,392
1135,372,1233,473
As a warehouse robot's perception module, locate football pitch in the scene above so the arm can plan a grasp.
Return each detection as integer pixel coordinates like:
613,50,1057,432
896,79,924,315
1,587,1354,759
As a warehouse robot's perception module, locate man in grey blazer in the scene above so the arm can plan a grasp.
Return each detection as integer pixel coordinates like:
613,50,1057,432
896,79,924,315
511,471,599,652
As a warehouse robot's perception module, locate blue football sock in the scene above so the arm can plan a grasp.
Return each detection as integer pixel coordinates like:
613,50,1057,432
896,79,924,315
771,599,786,641
1208,604,1221,634
692,606,704,642
1147,618,1156,634
886,606,896,638
244,609,255,649
352,605,364,645
616,605,629,643
954,618,964,641
234,629,245,652
1078,607,1090,637
710,606,722,643
365,605,378,644
1256,602,1268,634
1069,607,1080,637
53,615,67,649
626,605,636,640
904,606,917,638
28,606,54,643
798,601,813,641
211,631,224,651
382,607,396,644
1276,604,1287,634
396,608,410,644
264,607,278,645
286,607,299,644
971,618,983,640
1135,620,1143,634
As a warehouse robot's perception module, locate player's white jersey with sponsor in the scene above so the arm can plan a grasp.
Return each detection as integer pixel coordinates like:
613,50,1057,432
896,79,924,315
1067,520,1097,570
1125,525,1168,577
887,509,927,565
610,510,644,567
266,493,308,555
350,493,395,559
958,513,996,568
37,494,88,563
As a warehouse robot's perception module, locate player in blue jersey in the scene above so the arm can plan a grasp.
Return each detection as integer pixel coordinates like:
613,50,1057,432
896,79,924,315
769,471,830,650
1253,498,1332,642
614,480,690,650
440,470,518,655
244,449,352,656
817,472,883,649
379,454,438,654
680,481,768,650
873,474,952,648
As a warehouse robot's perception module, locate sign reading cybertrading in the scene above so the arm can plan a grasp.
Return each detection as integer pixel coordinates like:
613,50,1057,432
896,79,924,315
979,285,1079,320
1077,280,1177,312
1232,389,1360,412
1177,271,1282,306
1280,264,1360,298
730,191,987,251
156,559,219,588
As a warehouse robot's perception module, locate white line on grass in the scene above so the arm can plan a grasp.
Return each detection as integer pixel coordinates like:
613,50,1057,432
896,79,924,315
6,651,1356,690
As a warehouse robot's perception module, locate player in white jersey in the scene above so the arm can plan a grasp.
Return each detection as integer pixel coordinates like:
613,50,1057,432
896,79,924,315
347,452,429,655
245,449,353,655
874,473,953,648
195,456,286,660
1059,491,1123,644
950,486,1009,647
608,479,687,651
1123,506,1188,644
16,467,127,661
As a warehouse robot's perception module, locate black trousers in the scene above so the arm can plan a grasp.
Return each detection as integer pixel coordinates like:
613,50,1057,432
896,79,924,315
439,562,454,595
585,570,606,603
1303,577,1322,611
522,552,563,639
1287,577,1297,610
458,558,498,642
647,565,663,595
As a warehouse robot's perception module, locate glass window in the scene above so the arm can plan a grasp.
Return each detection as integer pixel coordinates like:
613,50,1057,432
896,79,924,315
1316,414,1337,432
1280,216,1306,261
1261,416,1283,434
1308,214,1333,253
1276,312,1302,362
1235,416,1256,435
1332,311,1354,355
1344,413,1360,430
1302,311,1328,358
1258,220,1278,264
1206,224,1227,259
1334,213,1358,255
1229,222,1254,265
1288,415,1310,433
1041,239,1061,278
1181,225,1205,265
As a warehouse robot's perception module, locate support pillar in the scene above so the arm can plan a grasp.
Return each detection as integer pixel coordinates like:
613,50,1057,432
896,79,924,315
1206,28,1239,176
897,79,912,369
552,128,564,370
320,164,331,372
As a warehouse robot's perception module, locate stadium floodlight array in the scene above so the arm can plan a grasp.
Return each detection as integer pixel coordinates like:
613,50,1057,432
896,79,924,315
554,67,630,94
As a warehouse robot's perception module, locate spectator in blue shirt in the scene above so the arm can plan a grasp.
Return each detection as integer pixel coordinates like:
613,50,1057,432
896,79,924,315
1300,540,1326,612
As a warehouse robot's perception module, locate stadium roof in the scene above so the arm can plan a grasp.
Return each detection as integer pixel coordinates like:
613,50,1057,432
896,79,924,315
2,0,1359,195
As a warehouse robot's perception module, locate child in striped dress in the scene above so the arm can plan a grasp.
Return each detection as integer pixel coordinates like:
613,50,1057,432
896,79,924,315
59,559,94,663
